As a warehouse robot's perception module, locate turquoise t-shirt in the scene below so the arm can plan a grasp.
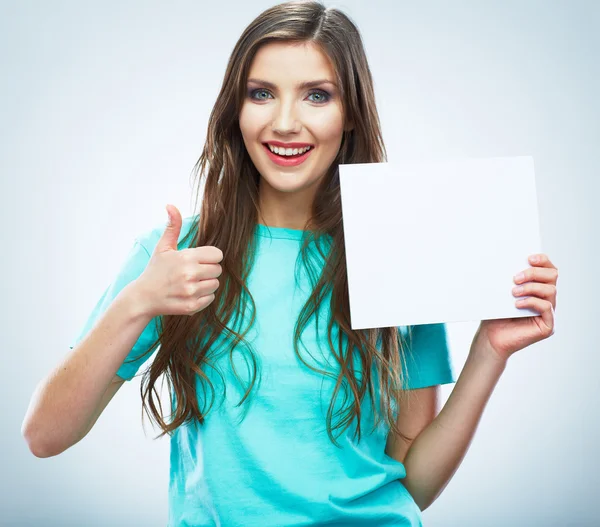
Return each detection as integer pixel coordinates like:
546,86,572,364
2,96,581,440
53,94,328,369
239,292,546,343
70,216,455,526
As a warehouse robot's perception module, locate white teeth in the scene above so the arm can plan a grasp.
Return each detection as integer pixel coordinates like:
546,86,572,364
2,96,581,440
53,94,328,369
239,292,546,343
267,144,312,156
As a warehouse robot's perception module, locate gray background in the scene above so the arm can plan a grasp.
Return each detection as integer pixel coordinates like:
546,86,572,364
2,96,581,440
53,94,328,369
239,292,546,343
2,0,598,525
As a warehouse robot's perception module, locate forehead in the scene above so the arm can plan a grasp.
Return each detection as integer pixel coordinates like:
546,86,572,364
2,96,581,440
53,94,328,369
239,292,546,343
247,41,336,81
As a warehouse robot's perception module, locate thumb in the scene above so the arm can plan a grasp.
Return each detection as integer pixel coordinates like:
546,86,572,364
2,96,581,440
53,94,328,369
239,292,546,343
156,204,182,252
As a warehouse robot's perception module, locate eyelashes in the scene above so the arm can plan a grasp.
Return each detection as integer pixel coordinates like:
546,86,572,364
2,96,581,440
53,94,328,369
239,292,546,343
247,88,331,104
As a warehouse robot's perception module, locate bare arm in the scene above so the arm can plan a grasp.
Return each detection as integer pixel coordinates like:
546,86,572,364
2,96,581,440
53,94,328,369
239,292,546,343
23,206,223,458
21,282,153,458
385,385,440,464
399,338,506,510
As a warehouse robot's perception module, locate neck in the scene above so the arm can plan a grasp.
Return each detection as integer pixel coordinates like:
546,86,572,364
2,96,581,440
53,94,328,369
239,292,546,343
257,181,314,230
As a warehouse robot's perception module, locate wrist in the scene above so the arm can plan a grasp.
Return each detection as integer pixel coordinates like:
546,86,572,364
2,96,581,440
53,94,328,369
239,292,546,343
469,329,509,372
121,279,157,322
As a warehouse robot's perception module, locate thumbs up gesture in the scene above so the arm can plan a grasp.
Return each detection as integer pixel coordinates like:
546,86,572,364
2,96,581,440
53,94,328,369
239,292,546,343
136,204,223,318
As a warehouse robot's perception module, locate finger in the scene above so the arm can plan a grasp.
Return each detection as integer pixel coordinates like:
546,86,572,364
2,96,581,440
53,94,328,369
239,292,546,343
528,253,557,270
188,246,224,264
197,263,223,280
515,296,555,336
512,282,557,309
514,266,559,285
197,278,220,297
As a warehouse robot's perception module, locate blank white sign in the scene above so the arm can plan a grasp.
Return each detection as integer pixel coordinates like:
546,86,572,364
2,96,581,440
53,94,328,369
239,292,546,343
339,156,542,330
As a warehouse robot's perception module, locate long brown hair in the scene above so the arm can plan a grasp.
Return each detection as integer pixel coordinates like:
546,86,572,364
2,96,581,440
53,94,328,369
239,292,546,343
135,0,414,447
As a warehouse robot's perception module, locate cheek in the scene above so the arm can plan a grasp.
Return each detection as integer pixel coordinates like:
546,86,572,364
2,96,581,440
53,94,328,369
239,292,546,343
307,108,345,144
239,104,264,139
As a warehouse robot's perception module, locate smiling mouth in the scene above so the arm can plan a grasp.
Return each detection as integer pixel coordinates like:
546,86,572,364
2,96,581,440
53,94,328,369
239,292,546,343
261,143,314,166
262,143,314,158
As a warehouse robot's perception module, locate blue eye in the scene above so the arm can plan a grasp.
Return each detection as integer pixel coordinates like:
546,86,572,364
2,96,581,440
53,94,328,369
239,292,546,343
250,89,272,101
248,88,331,104
307,90,330,103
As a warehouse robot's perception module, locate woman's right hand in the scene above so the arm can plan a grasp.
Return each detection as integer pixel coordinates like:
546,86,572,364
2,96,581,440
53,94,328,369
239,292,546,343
134,204,223,318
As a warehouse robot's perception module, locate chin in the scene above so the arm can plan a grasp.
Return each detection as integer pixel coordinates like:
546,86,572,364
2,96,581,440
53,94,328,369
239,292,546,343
259,171,317,193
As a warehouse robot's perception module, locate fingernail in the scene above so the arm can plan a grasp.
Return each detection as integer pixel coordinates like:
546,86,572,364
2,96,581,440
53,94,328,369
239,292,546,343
514,272,525,282
530,255,539,263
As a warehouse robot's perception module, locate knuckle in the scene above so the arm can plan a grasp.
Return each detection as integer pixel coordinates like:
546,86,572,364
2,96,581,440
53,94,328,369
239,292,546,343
183,283,196,297
181,268,194,282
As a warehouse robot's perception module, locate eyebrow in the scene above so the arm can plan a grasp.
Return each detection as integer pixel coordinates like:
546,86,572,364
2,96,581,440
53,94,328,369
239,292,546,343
247,78,338,90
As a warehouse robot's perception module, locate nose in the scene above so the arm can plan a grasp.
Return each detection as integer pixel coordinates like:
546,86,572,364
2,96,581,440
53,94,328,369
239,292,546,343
271,99,301,135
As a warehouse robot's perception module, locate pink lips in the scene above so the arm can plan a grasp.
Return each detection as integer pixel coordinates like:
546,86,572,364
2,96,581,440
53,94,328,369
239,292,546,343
263,143,313,167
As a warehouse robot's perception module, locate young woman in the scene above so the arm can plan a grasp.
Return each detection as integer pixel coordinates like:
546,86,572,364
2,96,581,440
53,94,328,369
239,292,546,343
22,1,558,525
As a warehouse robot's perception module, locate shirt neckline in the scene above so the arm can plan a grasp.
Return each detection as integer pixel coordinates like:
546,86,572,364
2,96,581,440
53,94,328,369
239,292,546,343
255,223,306,240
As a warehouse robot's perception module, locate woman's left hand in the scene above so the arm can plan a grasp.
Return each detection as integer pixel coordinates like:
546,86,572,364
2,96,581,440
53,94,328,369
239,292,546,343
473,253,558,363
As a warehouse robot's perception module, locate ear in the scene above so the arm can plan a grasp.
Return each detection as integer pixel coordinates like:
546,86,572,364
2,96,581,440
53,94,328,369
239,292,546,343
344,120,354,133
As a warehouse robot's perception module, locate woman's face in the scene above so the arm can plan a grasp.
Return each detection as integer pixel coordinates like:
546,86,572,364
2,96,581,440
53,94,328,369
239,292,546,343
239,41,350,217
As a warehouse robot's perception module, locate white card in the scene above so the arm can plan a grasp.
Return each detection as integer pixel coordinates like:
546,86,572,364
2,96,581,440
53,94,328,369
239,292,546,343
339,156,542,329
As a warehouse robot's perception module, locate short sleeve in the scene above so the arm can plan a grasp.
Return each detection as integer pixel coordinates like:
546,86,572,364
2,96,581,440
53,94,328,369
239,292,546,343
401,323,455,390
69,238,161,381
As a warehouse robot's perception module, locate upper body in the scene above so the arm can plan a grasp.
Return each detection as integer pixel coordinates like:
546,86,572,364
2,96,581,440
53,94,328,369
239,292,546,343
71,215,455,526
39,1,557,522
